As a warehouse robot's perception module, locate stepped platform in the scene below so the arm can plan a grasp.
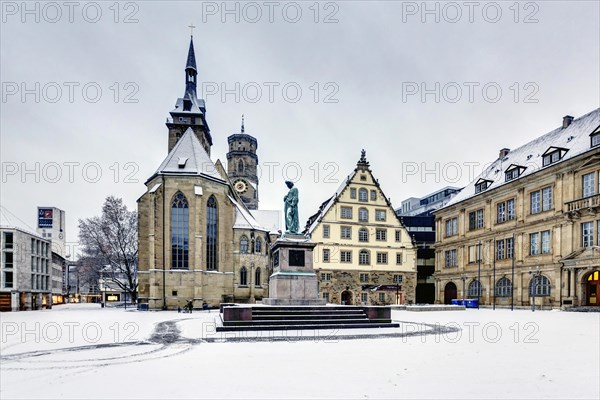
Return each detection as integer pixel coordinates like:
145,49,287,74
217,305,399,332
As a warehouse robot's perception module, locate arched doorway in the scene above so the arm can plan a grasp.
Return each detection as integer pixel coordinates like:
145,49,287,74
585,270,599,306
341,290,352,305
444,282,457,304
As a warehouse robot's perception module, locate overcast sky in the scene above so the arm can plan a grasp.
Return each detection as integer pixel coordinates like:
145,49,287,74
1,1,599,257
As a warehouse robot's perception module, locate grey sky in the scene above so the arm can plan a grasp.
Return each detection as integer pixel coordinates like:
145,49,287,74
1,1,599,257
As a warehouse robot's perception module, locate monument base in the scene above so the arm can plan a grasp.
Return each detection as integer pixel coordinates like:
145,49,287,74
262,272,326,306
264,237,326,306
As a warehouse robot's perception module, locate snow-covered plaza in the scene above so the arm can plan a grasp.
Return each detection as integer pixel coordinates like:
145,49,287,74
1,304,598,399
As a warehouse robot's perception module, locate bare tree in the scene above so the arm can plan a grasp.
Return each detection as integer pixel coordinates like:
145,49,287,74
78,196,138,303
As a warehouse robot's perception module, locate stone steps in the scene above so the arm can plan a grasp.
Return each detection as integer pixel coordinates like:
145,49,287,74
217,322,398,332
217,305,399,332
253,313,367,320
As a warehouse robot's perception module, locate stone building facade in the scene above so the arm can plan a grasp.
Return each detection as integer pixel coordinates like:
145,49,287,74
305,151,417,305
434,109,600,308
137,37,277,310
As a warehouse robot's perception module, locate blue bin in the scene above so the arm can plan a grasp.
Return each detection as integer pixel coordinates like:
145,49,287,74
465,299,479,308
451,299,460,305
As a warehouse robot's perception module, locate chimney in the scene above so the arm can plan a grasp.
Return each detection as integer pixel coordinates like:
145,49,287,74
499,148,510,159
563,115,574,129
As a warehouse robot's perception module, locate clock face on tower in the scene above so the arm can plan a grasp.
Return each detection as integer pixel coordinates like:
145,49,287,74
233,179,248,194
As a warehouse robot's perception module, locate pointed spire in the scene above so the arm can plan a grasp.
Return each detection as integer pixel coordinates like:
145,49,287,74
241,114,245,133
186,36,197,71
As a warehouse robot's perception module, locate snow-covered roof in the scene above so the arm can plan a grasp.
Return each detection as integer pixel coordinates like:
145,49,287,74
171,96,206,115
441,108,600,209
251,210,282,234
0,206,44,238
229,196,270,232
154,128,224,182
305,173,354,235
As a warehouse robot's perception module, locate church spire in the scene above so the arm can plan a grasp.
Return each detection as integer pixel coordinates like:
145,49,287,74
183,34,198,110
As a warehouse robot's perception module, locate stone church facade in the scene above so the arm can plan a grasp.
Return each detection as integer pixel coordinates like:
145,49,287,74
137,37,279,310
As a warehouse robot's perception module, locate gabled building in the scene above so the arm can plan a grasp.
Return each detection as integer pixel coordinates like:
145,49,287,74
434,109,600,308
137,36,278,310
305,151,417,305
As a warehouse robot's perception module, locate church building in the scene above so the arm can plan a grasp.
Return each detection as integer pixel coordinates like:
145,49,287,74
137,37,279,310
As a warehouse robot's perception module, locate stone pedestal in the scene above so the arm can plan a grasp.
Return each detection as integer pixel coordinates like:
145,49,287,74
262,234,326,306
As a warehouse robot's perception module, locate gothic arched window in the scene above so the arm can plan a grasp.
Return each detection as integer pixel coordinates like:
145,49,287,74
255,237,262,253
171,192,189,270
238,160,244,173
240,266,248,286
206,196,218,271
240,236,249,254
255,268,261,287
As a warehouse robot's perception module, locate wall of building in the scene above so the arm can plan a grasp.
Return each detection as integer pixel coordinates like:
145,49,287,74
309,163,417,304
434,147,600,308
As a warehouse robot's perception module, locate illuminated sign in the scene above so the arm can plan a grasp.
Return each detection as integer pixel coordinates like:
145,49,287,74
38,208,53,228
107,294,120,302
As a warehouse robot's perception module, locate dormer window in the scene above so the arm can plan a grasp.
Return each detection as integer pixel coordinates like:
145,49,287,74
178,157,189,169
475,178,493,194
591,126,600,147
542,147,568,167
505,164,526,182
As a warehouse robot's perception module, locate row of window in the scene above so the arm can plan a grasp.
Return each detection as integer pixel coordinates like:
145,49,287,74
239,236,264,254
340,207,387,221
31,274,50,291
31,256,49,274
326,225,402,242
444,222,599,267
462,275,551,298
445,187,554,236
349,187,377,202
31,238,50,257
238,267,262,287
321,272,402,283
322,248,404,265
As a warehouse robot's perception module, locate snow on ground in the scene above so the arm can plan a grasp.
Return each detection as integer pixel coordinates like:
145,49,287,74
1,304,598,399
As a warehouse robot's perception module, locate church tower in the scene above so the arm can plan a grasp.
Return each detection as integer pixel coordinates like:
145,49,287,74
227,116,259,210
166,35,212,155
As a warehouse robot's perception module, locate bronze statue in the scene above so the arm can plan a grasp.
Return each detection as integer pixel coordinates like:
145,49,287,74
284,181,299,234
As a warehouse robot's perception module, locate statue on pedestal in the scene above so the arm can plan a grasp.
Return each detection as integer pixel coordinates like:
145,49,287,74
284,181,299,234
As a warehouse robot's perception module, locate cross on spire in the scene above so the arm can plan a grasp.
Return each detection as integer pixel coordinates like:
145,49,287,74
241,114,245,133
188,23,196,37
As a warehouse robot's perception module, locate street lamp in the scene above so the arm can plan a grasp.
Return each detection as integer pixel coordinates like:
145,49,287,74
460,273,468,302
101,267,107,308
530,266,541,312
477,241,482,309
